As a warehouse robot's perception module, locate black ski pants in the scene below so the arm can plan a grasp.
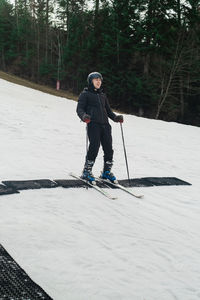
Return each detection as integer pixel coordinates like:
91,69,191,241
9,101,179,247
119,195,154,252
86,122,113,163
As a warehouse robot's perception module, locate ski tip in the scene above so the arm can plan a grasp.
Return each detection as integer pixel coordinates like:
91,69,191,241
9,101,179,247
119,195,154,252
69,172,75,177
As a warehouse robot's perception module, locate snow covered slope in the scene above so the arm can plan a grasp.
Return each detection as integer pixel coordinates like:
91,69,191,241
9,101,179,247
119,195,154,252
0,78,200,300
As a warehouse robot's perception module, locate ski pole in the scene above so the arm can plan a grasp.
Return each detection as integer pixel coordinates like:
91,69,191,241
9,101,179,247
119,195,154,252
85,124,89,188
120,122,131,186
86,124,89,156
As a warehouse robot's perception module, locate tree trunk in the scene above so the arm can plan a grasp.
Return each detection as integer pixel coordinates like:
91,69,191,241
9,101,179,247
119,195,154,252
45,0,49,63
144,53,150,76
155,33,183,119
179,77,184,120
1,48,6,71
66,0,69,46
144,0,153,76
94,0,99,19
37,22,40,80
177,0,181,25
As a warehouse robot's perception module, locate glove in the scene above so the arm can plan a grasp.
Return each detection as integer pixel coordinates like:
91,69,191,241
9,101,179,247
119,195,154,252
82,114,91,124
114,115,124,123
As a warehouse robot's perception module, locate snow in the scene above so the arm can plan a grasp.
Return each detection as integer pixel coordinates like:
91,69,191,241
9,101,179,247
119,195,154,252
0,78,200,300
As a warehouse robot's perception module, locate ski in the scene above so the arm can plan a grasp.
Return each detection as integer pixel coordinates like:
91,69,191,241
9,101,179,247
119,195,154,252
99,178,144,199
69,173,117,200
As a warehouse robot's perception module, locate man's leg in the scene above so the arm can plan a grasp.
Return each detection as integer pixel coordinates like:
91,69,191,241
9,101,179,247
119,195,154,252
101,124,113,163
100,124,117,182
87,122,101,161
82,123,101,181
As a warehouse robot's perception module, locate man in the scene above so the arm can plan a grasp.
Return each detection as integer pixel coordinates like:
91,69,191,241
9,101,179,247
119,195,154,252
76,72,123,184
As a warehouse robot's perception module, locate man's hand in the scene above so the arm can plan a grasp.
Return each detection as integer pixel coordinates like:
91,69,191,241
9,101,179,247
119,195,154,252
82,114,91,124
114,115,124,123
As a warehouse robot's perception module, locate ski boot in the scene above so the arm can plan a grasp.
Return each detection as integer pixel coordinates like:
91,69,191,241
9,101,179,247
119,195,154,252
81,160,96,184
100,161,118,184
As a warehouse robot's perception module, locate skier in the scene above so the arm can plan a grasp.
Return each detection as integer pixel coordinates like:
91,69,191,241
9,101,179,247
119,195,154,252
76,72,123,183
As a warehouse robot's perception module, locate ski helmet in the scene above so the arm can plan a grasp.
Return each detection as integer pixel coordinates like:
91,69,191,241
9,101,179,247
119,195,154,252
87,72,103,85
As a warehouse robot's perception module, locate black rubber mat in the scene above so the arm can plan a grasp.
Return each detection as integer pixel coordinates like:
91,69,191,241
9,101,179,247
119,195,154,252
0,184,19,196
120,177,191,187
0,244,53,299
0,177,191,196
55,177,191,188
2,179,58,190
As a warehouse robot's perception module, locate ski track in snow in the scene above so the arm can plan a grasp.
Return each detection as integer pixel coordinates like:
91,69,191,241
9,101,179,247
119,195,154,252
0,78,200,300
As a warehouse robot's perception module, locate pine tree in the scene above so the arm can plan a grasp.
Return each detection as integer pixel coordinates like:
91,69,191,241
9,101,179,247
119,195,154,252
0,0,13,70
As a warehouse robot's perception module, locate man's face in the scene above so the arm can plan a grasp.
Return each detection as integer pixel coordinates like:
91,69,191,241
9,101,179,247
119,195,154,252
92,77,102,89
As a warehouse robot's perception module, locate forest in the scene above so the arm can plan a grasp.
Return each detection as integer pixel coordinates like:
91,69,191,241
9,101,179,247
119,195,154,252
0,0,200,126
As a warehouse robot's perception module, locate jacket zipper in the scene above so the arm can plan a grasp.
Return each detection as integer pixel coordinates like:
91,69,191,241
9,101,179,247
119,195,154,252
97,94,104,123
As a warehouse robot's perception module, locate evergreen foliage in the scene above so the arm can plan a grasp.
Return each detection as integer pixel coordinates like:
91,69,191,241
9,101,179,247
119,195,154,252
0,0,200,126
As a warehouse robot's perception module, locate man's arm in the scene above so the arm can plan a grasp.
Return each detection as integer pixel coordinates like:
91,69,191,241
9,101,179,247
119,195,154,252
105,95,124,123
76,92,87,121
105,95,117,121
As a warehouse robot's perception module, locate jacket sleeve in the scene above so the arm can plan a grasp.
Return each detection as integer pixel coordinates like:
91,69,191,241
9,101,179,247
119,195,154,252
76,92,87,121
105,95,116,121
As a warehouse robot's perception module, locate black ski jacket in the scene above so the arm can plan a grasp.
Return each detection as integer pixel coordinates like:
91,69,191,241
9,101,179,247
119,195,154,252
76,87,116,124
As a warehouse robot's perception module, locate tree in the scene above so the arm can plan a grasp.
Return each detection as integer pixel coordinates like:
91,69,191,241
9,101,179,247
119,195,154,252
0,0,13,70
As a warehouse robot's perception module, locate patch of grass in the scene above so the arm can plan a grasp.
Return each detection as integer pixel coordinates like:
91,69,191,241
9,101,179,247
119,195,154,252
0,71,78,101
0,71,124,114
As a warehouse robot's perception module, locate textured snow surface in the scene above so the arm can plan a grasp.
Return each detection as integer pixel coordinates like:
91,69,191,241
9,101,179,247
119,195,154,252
0,78,200,300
